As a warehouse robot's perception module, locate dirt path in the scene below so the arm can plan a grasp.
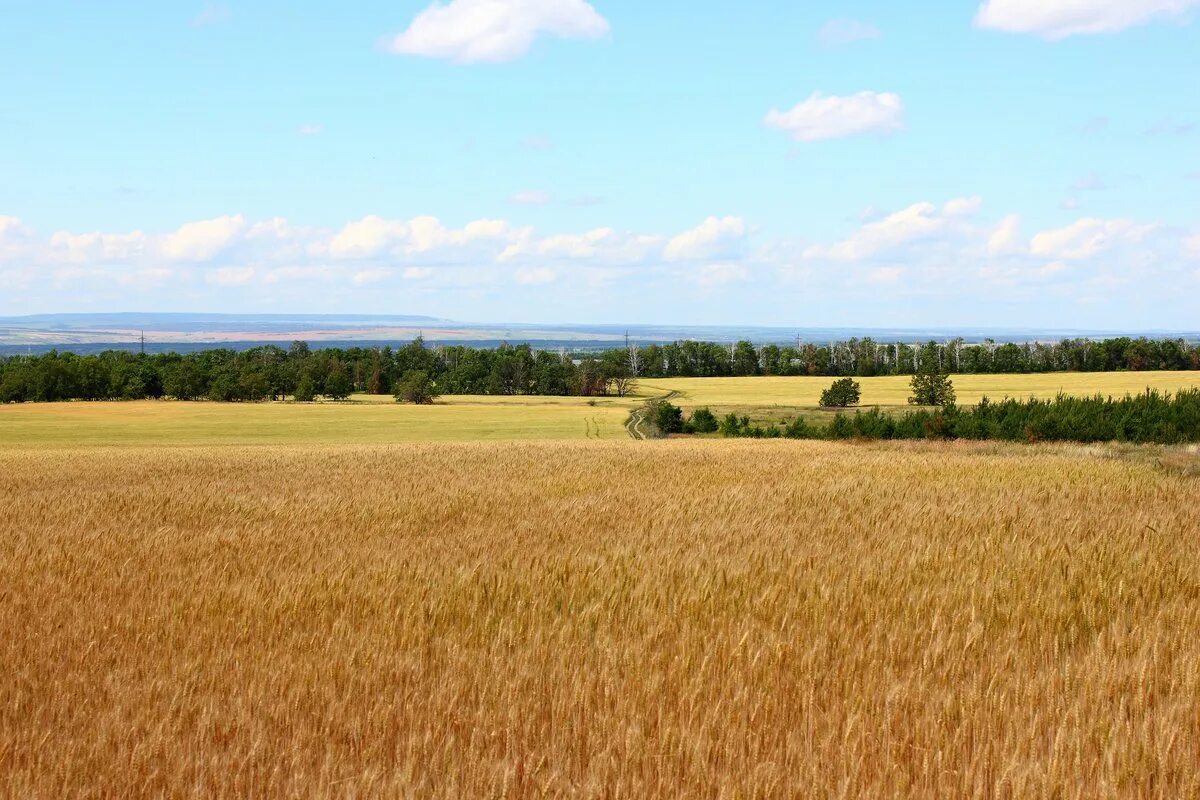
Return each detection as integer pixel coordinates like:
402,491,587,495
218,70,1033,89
625,390,681,440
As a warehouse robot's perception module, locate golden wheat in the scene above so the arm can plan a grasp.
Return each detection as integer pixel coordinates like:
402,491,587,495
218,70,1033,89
2,440,1198,798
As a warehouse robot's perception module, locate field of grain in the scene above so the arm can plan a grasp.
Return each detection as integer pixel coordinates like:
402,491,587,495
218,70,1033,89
2,439,1198,797
4,371,1198,448
645,370,1200,409
0,396,634,447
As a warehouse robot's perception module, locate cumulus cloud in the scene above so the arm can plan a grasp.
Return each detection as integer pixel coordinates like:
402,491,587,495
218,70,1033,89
162,215,246,261
6,205,1189,322
987,214,1024,255
764,91,904,143
817,18,881,47
943,196,983,217
974,0,1200,39
0,216,33,259
328,215,408,259
664,216,747,261
803,201,957,261
1029,218,1157,259
388,0,610,64
49,230,148,263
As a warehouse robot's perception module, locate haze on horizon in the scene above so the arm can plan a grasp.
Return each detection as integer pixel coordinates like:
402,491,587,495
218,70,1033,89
1,1,1197,329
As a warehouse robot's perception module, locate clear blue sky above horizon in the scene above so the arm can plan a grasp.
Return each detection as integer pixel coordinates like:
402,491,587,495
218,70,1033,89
1,1,1197,328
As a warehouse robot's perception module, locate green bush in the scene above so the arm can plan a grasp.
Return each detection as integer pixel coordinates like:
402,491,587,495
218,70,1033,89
820,377,861,407
395,370,438,404
647,399,684,434
688,407,719,433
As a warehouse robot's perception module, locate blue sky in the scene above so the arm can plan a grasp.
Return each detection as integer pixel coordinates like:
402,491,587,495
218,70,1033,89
1,1,1197,328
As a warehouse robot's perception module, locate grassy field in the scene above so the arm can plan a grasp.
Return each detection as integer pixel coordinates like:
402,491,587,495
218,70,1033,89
2,439,1198,797
3,371,1198,447
0,395,636,446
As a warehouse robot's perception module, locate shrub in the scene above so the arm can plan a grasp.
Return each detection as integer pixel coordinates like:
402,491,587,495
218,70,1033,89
688,407,719,433
820,378,861,407
648,399,685,434
395,370,439,405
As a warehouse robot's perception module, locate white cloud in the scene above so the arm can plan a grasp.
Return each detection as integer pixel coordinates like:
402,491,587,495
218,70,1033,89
162,214,246,261
664,216,747,261
974,0,1200,39
764,91,904,143
298,123,323,136
804,201,951,261
206,266,255,286
509,189,551,206
1030,218,1157,259
817,18,881,46
500,227,662,263
403,267,434,280
328,215,408,259
49,230,148,263
987,214,1023,255
388,0,610,64
943,196,983,217
515,267,556,284
0,216,33,259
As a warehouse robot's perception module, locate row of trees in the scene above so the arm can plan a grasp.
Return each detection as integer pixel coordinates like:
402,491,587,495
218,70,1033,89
633,336,1200,377
0,339,636,403
2,334,1198,403
711,389,1200,445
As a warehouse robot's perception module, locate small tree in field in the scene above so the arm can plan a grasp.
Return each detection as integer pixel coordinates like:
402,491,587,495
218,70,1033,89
820,377,861,407
909,369,956,407
395,370,438,405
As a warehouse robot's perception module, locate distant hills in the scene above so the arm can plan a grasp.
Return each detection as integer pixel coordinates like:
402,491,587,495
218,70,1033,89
1,313,1196,355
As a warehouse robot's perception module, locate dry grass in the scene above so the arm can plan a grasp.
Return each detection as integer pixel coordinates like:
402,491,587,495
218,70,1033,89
2,439,1199,798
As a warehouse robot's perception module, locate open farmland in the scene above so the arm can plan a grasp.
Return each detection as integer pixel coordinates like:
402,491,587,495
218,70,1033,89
646,370,1200,408
3,371,1199,448
1,439,1198,797
0,395,637,447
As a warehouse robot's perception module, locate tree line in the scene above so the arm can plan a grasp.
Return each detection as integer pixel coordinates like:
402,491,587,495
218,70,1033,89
709,389,1200,445
1,335,1198,403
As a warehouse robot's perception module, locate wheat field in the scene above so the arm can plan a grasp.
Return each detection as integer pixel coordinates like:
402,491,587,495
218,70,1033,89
2,439,1199,798
644,370,1200,408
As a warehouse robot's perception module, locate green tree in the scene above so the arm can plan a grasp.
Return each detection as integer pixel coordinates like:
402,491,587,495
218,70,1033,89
820,377,861,407
395,370,438,404
909,369,956,407
293,375,316,402
324,360,353,400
